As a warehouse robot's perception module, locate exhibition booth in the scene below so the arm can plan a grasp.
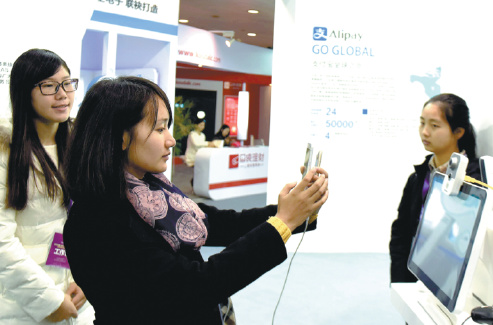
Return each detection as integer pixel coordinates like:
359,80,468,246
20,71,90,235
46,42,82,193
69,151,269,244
2,1,493,323
174,24,273,200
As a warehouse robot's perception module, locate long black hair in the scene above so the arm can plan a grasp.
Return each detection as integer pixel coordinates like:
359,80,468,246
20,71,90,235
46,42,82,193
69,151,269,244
65,76,173,201
423,93,477,159
213,124,230,140
7,49,71,210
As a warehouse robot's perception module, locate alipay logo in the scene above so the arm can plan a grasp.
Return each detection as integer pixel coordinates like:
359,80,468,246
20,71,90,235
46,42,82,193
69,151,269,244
313,27,327,41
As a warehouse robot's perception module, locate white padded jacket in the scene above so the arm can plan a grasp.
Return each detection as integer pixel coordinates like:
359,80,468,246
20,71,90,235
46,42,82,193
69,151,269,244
184,130,208,167
0,136,93,324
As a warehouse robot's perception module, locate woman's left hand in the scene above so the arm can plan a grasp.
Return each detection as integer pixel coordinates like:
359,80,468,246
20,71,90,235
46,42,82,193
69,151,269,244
66,282,87,310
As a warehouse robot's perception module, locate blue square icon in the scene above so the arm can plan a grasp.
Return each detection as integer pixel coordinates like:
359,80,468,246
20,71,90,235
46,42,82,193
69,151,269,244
313,27,327,41
362,109,368,115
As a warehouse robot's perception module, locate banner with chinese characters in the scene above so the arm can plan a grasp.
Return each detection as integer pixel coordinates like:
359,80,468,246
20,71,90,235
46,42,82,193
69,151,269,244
93,0,176,24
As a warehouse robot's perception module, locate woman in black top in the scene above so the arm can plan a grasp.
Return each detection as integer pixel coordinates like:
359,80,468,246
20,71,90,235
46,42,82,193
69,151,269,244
63,76,328,324
390,93,480,283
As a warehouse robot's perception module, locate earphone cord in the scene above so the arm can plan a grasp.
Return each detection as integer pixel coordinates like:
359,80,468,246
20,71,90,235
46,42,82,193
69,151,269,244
271,218,309,325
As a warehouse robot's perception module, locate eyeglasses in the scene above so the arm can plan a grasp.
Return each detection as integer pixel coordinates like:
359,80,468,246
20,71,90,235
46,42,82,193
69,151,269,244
33,78,79,95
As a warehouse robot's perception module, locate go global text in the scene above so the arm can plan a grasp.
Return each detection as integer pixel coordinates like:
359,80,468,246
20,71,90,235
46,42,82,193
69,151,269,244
312,45,374,57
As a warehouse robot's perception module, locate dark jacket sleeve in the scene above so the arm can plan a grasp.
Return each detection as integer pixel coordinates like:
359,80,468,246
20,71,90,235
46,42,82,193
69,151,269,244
200,203,317,247
200,203,277,246
390,173,420,283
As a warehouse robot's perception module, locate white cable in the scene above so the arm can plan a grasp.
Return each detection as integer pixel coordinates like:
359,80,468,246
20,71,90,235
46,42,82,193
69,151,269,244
221,298,232,324
271,219,309,325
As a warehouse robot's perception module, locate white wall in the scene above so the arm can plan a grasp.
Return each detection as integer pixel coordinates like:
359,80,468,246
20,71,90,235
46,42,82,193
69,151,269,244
268,0,493,253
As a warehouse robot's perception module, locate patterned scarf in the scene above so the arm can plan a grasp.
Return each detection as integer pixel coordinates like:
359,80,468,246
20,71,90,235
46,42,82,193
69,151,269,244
125,172,208,252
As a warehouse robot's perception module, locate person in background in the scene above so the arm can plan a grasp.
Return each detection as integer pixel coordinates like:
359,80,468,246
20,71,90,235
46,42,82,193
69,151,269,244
212,124,231,146
63,76,329,324
0,48,94,324
185,117,215,167
389,93,480,283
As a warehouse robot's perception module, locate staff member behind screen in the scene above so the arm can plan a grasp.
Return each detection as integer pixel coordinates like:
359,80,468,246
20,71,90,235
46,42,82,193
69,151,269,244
389,93,480,283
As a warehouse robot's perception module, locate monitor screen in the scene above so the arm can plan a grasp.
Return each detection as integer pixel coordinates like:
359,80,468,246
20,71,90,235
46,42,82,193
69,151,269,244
480,156,493,185
408,172,489,312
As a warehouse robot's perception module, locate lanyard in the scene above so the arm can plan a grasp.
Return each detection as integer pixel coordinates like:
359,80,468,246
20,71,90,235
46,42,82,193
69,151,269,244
422,171,431,202
419,170,431,220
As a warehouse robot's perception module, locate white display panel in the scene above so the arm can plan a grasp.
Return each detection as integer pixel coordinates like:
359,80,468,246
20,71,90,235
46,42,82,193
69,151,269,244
268,0,493,253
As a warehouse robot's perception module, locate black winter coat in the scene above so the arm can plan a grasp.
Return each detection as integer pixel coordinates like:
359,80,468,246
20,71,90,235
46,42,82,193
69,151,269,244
64,196,314,324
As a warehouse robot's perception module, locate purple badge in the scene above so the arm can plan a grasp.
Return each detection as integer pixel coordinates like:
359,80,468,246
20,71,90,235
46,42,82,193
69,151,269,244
46,232,70,269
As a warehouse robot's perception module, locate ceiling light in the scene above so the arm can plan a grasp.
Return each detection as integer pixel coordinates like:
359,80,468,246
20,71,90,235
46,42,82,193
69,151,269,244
225,38,236,47
178,19,189,23
248,9,259,14
247,33,256,37
209,30,237,47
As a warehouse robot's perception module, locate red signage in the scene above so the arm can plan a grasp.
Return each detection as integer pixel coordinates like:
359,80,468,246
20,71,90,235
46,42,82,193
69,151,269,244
224,95,238,136
229,154,239,169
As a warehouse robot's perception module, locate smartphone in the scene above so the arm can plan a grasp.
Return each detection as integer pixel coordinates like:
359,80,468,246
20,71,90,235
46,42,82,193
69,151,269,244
315,151,323,168
302,143,313,178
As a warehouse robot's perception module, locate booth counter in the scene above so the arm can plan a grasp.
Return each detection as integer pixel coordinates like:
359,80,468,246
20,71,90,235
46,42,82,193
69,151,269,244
193,146,268,200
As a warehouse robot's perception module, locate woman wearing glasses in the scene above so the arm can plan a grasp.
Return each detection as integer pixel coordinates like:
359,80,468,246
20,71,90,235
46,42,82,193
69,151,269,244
0,49,94,324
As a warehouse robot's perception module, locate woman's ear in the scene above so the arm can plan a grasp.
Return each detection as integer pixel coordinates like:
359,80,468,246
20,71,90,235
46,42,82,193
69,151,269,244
454,127,465,141
122,131,130,151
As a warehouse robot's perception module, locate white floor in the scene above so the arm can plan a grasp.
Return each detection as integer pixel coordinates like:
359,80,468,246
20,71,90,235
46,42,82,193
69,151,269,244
172,163,405,324
202,248,403,325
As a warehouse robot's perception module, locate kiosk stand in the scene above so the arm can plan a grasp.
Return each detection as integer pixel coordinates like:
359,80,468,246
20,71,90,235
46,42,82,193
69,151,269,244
391,154,493,325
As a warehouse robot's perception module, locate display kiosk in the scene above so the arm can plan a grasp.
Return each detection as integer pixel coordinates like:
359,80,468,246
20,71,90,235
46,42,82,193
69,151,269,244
391,155,493,325
193,146,268,200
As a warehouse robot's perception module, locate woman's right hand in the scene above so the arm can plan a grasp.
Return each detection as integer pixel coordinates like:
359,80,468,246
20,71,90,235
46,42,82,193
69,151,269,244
45,294,78,322
275,167,329,231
